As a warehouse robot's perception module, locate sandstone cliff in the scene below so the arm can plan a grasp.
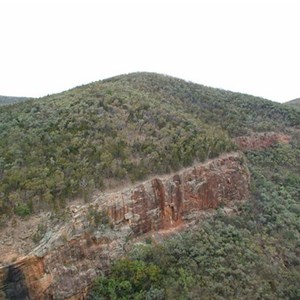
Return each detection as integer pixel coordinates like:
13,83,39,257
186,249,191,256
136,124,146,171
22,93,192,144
0,152,250,299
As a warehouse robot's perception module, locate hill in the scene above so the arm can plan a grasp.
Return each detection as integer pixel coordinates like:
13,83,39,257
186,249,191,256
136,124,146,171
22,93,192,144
1,72,299,217
0,72,299,299
0,95,29,105
286,98,300,107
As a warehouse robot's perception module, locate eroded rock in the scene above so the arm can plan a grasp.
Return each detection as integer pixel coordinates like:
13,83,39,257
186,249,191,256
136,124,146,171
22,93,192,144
0,152,250,299
234,132,291,151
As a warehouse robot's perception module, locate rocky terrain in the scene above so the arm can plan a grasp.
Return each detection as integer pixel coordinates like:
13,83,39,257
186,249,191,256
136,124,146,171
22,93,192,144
0,152,250,299
0,72,299,299
234,132,291,151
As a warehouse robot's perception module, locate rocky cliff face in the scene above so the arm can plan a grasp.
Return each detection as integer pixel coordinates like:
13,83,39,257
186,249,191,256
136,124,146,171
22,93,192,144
0,152,250,300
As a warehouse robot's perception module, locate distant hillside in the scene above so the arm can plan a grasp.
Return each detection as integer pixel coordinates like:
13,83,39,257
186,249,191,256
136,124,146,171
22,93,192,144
286,98,300,107
0,72,299,216
0,95,29,105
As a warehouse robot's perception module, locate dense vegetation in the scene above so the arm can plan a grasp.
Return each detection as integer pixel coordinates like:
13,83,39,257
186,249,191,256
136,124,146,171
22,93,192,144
0,95,29,106
89,136,300,299
1,73,299,298
1,73,300,220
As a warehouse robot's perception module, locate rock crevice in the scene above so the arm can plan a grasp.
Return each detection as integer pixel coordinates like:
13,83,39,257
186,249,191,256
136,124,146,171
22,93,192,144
0,152,250,300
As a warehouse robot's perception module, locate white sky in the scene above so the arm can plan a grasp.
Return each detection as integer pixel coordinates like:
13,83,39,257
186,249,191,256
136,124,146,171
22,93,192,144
0,0,299,102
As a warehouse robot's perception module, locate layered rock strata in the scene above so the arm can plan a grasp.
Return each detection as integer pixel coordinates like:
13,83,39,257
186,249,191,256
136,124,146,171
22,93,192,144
0,152,250,299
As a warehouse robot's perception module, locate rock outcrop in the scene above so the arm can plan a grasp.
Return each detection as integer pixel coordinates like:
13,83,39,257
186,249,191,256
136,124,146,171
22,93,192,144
234,132,291,151
0,152,250,300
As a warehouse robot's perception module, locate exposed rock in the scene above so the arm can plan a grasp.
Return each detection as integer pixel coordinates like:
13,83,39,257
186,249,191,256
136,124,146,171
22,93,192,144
234,132,291,151
0,152,250,299
0,256,51,300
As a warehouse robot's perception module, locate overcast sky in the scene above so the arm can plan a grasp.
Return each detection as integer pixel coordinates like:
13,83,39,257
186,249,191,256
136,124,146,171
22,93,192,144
0,0,299,102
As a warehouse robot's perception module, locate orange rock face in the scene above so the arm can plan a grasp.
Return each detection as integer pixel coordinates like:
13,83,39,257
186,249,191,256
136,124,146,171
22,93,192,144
234,132,291,151
0,152,250,300
0,256,51,300
105,153,250,236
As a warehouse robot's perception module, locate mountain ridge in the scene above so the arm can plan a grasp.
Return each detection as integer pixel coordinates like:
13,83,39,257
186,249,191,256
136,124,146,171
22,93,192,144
286,97,300,107
0,95,29,105
1,72,300,218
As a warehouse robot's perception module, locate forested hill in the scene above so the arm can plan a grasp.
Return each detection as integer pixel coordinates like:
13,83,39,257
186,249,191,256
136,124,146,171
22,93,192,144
0,95,29,105
286,98,300,107
1,72,300,299
0,72,300,217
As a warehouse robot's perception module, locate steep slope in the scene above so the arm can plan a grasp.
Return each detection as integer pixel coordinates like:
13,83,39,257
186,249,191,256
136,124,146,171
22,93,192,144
1,72,299,219
0,153,250,299
0,72,299,299
88,126,300,299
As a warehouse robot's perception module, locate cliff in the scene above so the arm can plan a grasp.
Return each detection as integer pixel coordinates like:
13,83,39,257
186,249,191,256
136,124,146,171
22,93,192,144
0,152,250,299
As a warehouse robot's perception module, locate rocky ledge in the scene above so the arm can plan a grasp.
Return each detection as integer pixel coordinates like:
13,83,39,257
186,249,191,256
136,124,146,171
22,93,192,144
0,152,250,299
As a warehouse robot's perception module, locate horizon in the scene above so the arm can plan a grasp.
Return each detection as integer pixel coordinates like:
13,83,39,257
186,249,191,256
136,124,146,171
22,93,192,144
0,71,298,104
1,0,300,103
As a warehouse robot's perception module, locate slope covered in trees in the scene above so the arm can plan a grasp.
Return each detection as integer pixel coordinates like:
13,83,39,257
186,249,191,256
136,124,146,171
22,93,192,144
0,95,29,106
0,72,299,299
88,113,300,299
0,72,299,219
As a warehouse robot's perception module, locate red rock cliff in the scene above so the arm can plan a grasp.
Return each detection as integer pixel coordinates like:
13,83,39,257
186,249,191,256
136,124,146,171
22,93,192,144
0,152,250,300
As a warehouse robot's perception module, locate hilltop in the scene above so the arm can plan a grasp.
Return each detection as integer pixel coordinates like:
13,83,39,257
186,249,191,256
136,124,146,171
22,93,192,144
1,72,299,217
0,72,299,299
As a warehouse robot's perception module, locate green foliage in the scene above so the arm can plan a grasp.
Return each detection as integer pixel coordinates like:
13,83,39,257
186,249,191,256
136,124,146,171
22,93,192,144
0,73,245,216
1,71,299,228
89,137,300,299
87,207,110,229
2,73,299,298
88,259,164,300
32,222,47,244
14,202,31,217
